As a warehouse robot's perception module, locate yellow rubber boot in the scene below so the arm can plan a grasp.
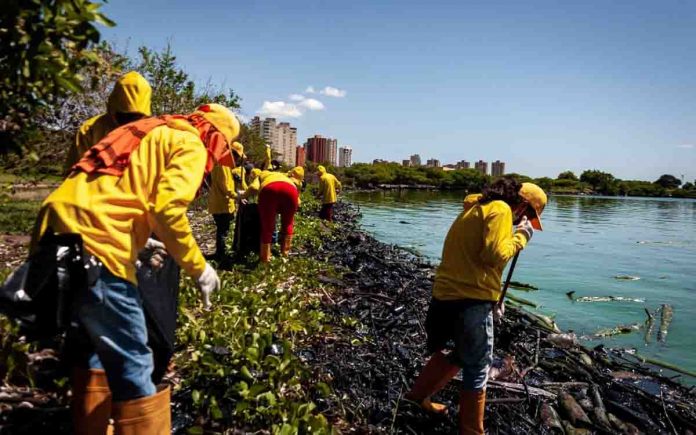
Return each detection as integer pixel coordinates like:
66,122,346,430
459,389,486,435
260,243,272,262
112,385,171,435
71,368,113,435
405,351,460,414
280,234,293,257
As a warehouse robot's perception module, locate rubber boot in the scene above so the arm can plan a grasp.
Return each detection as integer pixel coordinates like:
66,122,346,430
71,368,112,435
459,389,486,435
405,351,460,414
112,385,171,435
260,243,272,263
280,234,293,257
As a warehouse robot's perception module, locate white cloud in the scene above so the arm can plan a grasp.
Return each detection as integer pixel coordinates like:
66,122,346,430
298,98,325,111
289,94,305,102
305,86,315,93
677,144,694,149
257,101,302,118
320,86,347,98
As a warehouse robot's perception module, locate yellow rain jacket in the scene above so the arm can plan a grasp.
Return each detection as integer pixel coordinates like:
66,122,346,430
244,170,297,198
64,72,152,171
208,165,238,215
432,194,527,302
317,166,341,204
33,120,207,285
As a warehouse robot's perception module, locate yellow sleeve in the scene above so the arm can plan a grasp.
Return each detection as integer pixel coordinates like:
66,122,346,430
335,176,342,191
243,177,261,198
65,124,90,174
214,166,236,200
480,204,527,267
260,145,272,170
150,139,208,279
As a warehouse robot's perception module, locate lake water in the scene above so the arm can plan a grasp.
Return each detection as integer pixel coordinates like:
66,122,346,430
347,190,696,377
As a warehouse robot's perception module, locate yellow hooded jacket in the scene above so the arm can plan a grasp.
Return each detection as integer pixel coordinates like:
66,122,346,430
65,72,152,171
317,166,341,204
432,194,528,302
208,164,238,215
33,119,207,285
243,170,297,198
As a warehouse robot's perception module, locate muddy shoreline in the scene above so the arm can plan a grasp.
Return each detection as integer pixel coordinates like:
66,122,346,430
307,202,696,433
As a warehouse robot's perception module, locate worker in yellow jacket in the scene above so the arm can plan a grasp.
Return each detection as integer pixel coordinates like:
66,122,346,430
208,141,246,260
32,103,240,434
243,168,304,262
64,71,152,172
405,178,546,434
316,165,342,221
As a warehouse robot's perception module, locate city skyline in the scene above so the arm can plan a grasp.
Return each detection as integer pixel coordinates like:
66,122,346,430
101,0,696,182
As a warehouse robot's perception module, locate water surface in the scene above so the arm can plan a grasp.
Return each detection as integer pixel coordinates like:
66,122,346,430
348,190,696,376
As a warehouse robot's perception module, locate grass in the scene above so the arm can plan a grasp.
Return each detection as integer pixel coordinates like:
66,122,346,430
0,199,42,234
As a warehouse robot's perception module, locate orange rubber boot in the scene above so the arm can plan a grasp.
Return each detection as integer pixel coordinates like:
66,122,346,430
280,234,293,257
112,385,171,435
260,243,272,262
405,352,460,414
459,389,486,435
71,368,112,435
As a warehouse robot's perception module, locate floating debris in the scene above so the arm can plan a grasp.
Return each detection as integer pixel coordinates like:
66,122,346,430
591,323,641,338
614,275,640,281
658,303,673,343
566,291,645,303
546,333,578,348
508,281,539,291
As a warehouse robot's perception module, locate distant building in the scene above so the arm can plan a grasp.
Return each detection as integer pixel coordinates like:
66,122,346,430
402,159,411,167
338,146,353,167
443,164,456,171
426,158,441,168
410,154,422,167
373,159,389,164
457,160,470,169
251,116,297,166
475,160,488,175
295,146,306,167
491,160,505,177
305,135,338,165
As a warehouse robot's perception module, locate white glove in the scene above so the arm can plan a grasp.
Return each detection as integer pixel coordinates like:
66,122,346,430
515,216,534,242
137,238,168,270
196,263,220,309
494,301,505,322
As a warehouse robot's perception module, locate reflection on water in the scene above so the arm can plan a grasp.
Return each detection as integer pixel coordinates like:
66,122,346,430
348,191,696,376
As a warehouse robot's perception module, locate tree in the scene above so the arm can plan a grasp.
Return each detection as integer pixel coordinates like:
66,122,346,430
0,0,114,153
580,170,617,194
558,171,578,181
654,174,681,189
534,177,554,191
682,182,694,191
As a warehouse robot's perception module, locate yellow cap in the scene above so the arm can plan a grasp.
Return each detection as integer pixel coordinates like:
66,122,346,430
230,141,245,158
519,183,547,230
288,166,304,180
250,168,261,179
194,103,240,144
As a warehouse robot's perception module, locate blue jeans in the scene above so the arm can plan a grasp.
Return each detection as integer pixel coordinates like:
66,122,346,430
76,267,156,401
425,298,494,391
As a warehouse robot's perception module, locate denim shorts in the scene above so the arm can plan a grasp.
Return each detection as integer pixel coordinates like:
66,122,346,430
425,298,494,391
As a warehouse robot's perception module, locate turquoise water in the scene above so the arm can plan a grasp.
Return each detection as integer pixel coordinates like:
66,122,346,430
348,190,696,376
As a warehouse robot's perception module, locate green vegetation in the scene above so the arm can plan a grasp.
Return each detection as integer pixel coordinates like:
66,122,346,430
0,199,41,234
0,0,113,154
333,164,696,198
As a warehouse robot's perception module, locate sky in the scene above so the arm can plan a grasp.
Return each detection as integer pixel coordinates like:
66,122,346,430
100,0,696,182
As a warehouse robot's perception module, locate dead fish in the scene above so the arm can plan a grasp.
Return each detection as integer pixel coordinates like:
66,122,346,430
592,323,641,338
578,397,594,412
607,412,628,432
593,407,612,430
559,392,593,427
547,333,578,349
540,403,564,433
658,303,673,343
614,275,640,280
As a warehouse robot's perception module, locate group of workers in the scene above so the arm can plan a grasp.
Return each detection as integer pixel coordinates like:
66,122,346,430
20,70,546,434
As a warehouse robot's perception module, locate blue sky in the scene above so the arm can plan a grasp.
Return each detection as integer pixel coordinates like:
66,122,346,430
101,0,696,182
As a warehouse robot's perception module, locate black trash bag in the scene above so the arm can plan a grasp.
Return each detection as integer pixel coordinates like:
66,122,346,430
232,203,260,258
0,231,91,339
137,255,180,384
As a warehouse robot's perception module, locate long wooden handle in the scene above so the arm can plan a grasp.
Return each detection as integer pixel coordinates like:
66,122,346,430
498,251,520,306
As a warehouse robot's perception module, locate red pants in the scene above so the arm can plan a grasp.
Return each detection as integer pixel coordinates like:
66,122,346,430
258,181,299,244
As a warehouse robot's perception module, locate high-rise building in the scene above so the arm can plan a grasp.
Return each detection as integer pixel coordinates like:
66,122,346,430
295,146,306,167
457,160,470,169
426,158,441,168
410,154,422,167
338,146,353,167
474,160,488,175
402,159,411,167
251,116,297,166
305,135,338,165
491,160,505,177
